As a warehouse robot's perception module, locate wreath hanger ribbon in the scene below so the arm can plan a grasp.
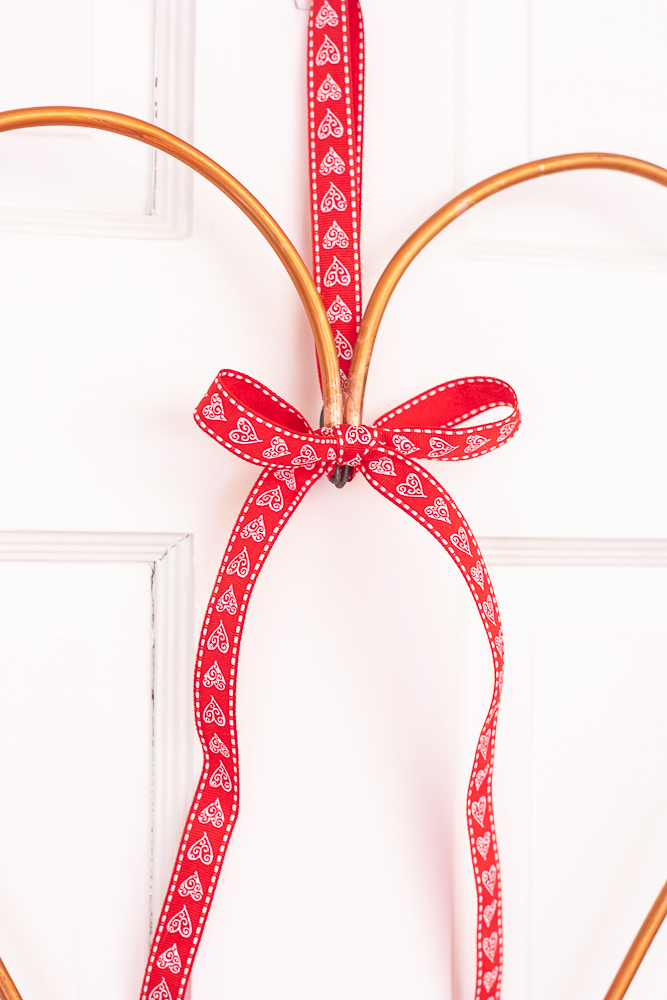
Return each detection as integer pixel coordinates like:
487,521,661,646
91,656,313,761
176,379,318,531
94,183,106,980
137,3,520,999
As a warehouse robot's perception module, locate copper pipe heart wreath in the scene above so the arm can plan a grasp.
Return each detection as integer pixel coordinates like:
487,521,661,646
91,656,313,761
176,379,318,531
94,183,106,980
2,29,667,1000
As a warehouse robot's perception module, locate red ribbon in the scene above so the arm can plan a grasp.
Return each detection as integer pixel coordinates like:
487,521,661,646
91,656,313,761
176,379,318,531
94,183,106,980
140,371,520,1000
139,4,519,998
308,0,364,387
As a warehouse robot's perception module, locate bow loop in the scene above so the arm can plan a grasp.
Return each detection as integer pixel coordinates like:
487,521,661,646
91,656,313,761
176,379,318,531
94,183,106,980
373,376,520,462
195,370,334,471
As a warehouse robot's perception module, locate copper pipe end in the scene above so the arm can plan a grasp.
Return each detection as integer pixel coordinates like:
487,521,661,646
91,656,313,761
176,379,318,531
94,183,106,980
0,955,23,1000
603,877,667,1000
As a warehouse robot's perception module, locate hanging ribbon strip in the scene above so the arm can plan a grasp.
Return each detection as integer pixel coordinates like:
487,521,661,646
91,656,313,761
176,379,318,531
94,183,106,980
308,0,364,386
140,4,517,999
140,372,519,1000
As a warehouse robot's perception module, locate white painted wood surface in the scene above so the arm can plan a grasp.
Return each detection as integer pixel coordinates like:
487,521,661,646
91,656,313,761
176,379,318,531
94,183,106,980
0,2,666,999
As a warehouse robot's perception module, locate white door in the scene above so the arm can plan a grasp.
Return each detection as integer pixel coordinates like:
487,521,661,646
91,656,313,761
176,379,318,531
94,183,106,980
1,2,666,1000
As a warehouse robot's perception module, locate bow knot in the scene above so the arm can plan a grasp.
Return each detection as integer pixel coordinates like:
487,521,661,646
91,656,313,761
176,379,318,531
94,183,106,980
195,370,520,477
332,424,378,467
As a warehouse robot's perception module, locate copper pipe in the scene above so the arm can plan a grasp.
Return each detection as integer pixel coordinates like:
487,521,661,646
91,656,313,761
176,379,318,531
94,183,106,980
0,107,343,427
346,152,667,423
0,954,22,1000
603,877,667,1000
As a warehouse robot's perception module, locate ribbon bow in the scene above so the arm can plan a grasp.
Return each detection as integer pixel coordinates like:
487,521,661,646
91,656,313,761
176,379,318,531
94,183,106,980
141,369,519,1000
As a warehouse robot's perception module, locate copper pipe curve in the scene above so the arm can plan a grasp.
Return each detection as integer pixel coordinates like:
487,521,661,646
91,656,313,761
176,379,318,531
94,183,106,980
346,152,667,423
0,106,343,427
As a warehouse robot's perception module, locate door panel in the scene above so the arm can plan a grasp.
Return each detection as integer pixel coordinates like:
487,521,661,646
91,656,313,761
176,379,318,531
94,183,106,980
0,533,193,1000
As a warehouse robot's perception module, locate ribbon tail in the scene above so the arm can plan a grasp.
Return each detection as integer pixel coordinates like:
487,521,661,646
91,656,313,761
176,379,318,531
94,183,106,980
362,451,505,1000
140,464,326,1000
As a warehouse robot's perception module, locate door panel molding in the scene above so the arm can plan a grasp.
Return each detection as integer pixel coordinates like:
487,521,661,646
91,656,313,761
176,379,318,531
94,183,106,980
0,0,194,239
480,536,667,566
455,0,667,270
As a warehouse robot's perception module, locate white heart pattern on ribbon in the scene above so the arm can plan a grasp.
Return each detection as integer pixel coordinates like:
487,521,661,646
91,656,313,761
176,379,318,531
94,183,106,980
428,436,458,459
317,73,342,102
157,945,181,974
256,487,284,511
206,621,229,654
291,444,319,468
320,146,346,175
368,456,396,476
483,968,498,993
187,834,214,865
149,978,173,1000
326,291,352,319
324,256,351,287
263,436,290,459
229,416,261,445
209,734,230,757
202,394,226,421
476,831,491,860
315,0,338,29
471,561,485,587
450,527,471,555
424,497,450,521
474,764,489,790
483,932,498,963
391,433,419,456
482,596,496,625
216,585,238,615
273,467,296,491
166,906,192,938
210,761,232,792
345,425,373,445
479,732,490,759
471,796,487,826
316,34,341,66
179,871,204,902
317,109,344,140
465,433,490,454
396,472,425,498
320,183,347,212
198,798,225,828
241,515,266,542
334,330,353,359
481,865,497,895
203,698,225,727
483,901,497,927
203,661,226,690
323,222,350,250
498,420,518,442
